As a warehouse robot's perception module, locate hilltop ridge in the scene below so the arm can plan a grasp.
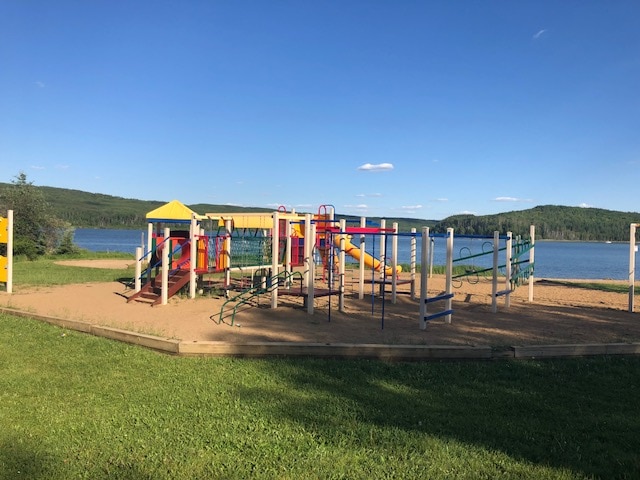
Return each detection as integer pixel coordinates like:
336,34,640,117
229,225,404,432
1,183,638,241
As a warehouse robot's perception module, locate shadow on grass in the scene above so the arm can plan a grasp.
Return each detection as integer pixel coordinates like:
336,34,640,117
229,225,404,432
245,357,640,478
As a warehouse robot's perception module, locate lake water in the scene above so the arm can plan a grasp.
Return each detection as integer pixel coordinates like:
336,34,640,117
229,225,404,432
73,228,638,281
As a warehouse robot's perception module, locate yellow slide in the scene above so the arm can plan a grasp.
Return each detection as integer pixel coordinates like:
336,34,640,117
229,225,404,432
334,235,402,275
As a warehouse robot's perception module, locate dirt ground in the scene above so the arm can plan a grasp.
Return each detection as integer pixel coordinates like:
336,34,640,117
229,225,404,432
1,259,639,347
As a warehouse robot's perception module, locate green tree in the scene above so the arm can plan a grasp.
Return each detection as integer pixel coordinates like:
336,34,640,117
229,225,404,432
0,172,67,258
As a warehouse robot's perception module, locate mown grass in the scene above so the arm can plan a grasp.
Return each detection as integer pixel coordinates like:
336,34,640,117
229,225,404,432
12,252,135,286
1,314,639,479
538,279,633,295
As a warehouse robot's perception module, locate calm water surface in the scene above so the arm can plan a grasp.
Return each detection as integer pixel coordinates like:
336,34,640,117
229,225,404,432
73,228,637,280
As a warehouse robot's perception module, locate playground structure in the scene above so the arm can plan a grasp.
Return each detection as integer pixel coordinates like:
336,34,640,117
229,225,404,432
127,201,411,324
419,226,536,329
124,200,544,328
0,210,13,294
125,200,541,330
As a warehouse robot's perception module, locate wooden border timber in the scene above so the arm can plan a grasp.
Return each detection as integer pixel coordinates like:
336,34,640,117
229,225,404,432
2,307,640,361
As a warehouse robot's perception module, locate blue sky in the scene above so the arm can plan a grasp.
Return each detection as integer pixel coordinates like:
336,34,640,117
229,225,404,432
1,1,639,220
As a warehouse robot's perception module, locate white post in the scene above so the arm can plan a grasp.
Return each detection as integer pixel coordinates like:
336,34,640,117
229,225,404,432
189,216,197,299
529,225,535,302
505,232,512,308
161,227,170,306
147,222,153,260
339,219,346,312
304,214,312,288
308,222,316,314
631,224,637,312
491,231,499,313
429,237,434,278
271,211,279,308
224,219,232,292
6,210,13,294
379,219,386,280
391,222,398,304
134,246,142,293
419,227,429,329
285,216,292,284
359,216,366,299
410,227,416,300
445,228,453,323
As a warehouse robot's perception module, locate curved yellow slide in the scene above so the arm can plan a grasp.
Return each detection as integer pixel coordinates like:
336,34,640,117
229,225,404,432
334,235,402,275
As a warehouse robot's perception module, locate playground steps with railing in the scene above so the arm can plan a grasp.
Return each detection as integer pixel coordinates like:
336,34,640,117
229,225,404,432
127,269,191,306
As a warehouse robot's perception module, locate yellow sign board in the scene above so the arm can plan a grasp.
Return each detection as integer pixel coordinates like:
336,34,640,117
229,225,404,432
0,217,7,243
0,256,6,282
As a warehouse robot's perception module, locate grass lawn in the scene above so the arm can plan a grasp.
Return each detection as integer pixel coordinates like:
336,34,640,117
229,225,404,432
11,253,135,286
1,314,639,479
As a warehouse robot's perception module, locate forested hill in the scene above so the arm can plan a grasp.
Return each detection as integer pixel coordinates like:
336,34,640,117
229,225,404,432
1,183,638,241
0,183,432,232
435,205,640,241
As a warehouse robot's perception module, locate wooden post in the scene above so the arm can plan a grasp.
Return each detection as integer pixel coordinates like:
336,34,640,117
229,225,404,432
410,227,416,300
224,219,232,292
1,210,14,294
271,211,279,309
134,247,142,293
189,216,197,299
339,219,346,312
391,222,398,304
146,222,153,260
161,227,170,306
379,219,386,281
528,225,535,302
445,228,453,323
491,231,499,313
630,224,637,312
285,215,292,284
359,216,366,299
419,227,429,330
308,222,316,314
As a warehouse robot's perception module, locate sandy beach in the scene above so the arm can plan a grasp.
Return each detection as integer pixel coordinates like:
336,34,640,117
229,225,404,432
1,259,639,348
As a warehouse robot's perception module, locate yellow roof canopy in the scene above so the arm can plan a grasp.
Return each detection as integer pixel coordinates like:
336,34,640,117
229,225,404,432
146,200,202,223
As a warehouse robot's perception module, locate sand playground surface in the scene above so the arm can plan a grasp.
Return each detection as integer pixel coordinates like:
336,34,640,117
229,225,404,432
1,259,640,350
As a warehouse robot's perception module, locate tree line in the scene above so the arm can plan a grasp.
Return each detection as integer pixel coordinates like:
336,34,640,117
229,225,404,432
433,205,640,241
1,174,639,259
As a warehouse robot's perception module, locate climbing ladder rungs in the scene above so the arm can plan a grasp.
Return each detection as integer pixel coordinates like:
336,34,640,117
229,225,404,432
424,309,454,321
424,293,454,304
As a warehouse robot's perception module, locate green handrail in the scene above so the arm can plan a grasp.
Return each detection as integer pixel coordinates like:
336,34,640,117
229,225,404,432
216,270,304,326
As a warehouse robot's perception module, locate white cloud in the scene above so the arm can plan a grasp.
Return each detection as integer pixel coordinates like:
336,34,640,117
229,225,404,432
356,192,383,198
435,198,448,202
30,165,45,170
344,204,368,210
55,164,70,170
533,29,546,40
357,163,394,172
494,196,533,203
578,203,593,208
458,210,476,215
34,81,45,88
401,204,423,210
